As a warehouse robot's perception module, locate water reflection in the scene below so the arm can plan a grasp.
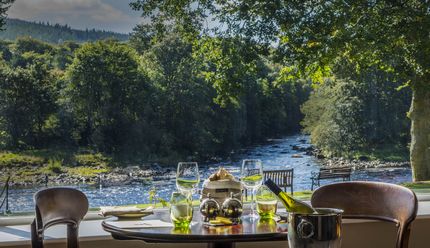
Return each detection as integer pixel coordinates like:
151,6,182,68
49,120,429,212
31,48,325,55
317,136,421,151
256,218,277,233
171,227,191,234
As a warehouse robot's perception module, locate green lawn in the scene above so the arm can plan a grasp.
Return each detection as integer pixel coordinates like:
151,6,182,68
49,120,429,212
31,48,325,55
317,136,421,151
349,144,409,162
0,150,112,182
401,181,430,194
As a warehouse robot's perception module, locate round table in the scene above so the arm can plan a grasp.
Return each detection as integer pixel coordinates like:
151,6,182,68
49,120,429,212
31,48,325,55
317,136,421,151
102,210,288,248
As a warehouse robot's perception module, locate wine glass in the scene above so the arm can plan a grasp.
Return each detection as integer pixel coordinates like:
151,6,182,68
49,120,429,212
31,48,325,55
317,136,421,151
240,159,263,219
176,162,200,196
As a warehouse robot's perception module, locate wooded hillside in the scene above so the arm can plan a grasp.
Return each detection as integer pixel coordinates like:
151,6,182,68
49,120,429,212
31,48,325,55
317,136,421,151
0,18,128,43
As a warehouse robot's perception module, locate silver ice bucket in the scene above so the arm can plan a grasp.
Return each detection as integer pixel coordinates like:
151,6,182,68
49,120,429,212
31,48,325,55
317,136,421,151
288,208,343,248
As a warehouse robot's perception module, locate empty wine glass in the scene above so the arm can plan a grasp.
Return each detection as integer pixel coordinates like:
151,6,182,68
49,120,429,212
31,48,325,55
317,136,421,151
176,162,200,196
240,159,263,219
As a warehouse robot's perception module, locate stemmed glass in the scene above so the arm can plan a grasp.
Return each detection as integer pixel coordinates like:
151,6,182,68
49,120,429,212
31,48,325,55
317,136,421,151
176,162,200,196
240,159,263,219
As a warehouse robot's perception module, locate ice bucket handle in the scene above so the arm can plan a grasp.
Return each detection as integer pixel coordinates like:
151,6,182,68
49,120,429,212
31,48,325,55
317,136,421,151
297,218,314,239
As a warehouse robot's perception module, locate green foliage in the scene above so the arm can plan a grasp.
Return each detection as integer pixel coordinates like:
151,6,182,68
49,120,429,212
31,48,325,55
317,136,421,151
74,153,110,167
44,159,63,174
0,1,13,31
194,37,259,107
0,33,309,161
13,37,54,54
0,40,11,61
148,186,169,208
0,61,57,148
65,40,148,153
0,152,44,168
302,74,411,158
129,24,157,54
351,144,410,162
140,33,215,156
129,1,430,180
302,78,366,156
0,18,128,43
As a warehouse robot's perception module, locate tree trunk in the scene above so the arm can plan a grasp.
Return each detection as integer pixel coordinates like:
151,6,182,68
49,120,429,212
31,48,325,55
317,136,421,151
410,86,430,181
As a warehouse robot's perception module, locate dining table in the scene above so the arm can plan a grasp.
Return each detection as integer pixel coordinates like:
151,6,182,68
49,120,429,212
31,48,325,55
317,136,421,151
102,209,289,248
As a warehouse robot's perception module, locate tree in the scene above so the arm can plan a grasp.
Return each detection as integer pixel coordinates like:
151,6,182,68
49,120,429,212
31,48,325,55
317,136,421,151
194,37,261,107
129,24,157,54
13,37,54,55
141,33,217,157
131,0,430,181
0,40,12,61
0,61,56,148
0,0,13,30
65,40,147,153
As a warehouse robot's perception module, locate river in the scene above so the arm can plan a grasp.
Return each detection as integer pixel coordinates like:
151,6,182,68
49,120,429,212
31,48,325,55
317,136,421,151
6,134,412,213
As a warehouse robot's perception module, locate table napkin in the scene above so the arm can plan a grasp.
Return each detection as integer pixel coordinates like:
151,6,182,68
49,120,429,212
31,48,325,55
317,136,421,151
99,206,153,217
106,219,174,229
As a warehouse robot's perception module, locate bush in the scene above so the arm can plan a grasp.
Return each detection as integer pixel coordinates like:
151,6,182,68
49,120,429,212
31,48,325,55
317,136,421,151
74,153,110,167
45,159,63,174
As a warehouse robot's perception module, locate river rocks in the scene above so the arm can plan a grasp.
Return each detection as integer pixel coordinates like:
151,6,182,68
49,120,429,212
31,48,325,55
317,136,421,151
321,157,410,170
291,145,300,150
358,155,369,161
316,154,325,159
291,144,314,152
2,161,179,188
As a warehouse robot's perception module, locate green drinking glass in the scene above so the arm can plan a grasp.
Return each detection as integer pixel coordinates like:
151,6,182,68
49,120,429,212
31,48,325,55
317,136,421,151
256,185,278,219
170,192,193,228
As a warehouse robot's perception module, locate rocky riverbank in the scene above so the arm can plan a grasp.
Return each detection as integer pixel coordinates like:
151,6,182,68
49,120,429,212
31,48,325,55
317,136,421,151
290,142,410,170
320,157,410,170
3,136,410,188
6,158,409,188
3,164,176,188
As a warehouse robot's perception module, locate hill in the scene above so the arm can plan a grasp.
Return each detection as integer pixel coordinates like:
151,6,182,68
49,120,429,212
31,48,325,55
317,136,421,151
0,18,129,43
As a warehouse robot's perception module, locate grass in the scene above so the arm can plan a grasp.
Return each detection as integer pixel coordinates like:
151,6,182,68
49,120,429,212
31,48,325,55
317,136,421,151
74,153,111,167
41,159,64,174
0,149,114,183
0,152,45,168
66,166,110,178
401,181,430,194
291,190,313,200
350,143,409,162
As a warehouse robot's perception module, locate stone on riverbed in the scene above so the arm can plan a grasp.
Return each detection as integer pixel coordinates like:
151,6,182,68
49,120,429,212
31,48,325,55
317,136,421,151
291,154,303,158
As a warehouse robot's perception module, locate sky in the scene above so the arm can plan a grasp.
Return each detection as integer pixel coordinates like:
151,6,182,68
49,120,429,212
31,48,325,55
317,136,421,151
7,0,144,34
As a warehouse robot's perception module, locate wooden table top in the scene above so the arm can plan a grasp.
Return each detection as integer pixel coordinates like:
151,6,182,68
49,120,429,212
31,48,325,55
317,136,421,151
102,209,288,243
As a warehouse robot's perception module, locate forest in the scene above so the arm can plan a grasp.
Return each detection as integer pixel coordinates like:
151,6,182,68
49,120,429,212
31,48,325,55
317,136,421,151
0,34,311,162
0,18,128,43
0,0,425,180
0,33,411,162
